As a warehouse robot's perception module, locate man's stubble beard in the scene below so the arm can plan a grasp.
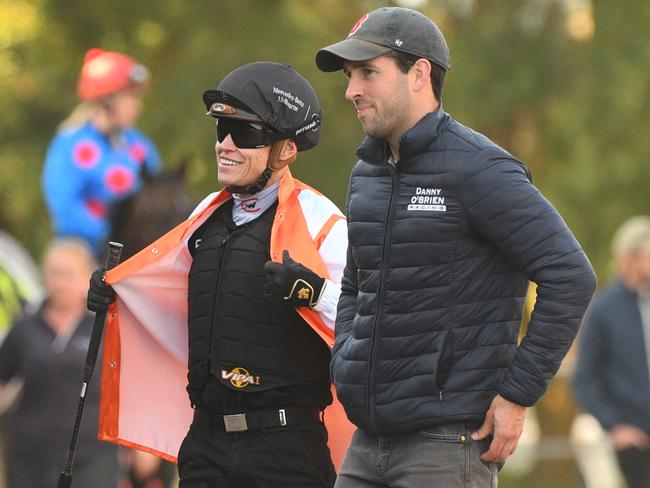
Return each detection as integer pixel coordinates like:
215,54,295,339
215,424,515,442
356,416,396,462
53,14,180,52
361,81,412,142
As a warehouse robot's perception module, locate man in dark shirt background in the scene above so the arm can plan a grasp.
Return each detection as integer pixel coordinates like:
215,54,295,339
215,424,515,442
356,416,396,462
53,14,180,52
0,238,118,488
574,216,650,488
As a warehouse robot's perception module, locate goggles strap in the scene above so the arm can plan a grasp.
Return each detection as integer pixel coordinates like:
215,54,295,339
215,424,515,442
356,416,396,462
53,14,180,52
267,140,288,171
267,139,298,171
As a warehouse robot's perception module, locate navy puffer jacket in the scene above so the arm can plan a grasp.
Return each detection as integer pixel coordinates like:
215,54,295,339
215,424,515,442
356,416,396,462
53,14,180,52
332,108,597,434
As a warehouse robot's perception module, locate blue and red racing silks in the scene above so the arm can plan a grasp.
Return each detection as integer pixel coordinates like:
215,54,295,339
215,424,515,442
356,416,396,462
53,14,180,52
42,123,161,255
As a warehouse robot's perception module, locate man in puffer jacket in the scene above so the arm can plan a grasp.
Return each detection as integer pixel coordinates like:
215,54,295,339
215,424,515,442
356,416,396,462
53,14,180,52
316,6,597,487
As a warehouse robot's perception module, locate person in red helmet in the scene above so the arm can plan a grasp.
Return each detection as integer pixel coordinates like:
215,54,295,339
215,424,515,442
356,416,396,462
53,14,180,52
42,49,161,258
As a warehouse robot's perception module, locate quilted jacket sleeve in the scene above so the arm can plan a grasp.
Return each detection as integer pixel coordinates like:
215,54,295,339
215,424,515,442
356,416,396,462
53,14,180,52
460,150,597,406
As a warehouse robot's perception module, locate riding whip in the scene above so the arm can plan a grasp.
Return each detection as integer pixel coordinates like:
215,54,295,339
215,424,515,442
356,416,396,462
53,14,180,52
58,241,123,488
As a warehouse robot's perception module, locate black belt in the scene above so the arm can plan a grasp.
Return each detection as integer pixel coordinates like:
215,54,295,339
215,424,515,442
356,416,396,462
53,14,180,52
193,406,322,433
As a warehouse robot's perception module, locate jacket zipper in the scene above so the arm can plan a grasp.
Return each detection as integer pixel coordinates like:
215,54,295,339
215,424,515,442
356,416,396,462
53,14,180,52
367,164,398,430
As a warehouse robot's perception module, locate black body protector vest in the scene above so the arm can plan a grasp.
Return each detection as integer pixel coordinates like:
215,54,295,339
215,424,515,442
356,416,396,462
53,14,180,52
186,200,331,412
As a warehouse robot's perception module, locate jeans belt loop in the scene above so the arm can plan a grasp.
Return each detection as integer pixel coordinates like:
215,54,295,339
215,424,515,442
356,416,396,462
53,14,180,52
223,413,248,432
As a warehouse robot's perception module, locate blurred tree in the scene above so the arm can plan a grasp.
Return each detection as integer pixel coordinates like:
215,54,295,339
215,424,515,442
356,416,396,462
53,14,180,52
4,0,647,277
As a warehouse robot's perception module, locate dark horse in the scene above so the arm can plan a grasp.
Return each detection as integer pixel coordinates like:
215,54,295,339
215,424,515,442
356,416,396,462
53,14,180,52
108,164,197,260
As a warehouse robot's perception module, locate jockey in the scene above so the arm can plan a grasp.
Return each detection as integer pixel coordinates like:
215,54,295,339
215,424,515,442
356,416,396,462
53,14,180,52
42,49,161,257
88,62,349,487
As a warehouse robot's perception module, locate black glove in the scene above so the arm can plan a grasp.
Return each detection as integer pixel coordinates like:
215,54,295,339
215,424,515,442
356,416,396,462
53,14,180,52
263,250,325,307
87,267,116,312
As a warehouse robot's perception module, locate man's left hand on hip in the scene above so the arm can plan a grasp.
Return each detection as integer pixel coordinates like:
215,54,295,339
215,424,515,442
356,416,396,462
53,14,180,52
471,394,527,463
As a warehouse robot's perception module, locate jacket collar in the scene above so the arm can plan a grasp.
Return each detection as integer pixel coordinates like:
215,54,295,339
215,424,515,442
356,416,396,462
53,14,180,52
355,106,450,165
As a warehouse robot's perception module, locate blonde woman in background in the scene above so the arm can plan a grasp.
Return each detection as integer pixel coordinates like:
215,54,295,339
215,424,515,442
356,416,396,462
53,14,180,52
42,49,161,257
0,239,119,487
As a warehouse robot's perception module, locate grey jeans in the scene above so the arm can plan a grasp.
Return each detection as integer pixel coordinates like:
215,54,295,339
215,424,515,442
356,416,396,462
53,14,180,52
334,422,499,488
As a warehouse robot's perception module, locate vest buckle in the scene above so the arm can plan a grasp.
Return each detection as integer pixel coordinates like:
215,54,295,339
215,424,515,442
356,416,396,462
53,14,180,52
223,413,248,432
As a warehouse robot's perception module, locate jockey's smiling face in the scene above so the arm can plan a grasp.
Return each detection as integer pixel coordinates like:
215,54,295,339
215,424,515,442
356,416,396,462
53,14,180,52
215,132,272,191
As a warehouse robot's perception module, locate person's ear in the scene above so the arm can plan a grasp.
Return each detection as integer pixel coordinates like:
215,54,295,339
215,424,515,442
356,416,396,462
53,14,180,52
411,58,432,93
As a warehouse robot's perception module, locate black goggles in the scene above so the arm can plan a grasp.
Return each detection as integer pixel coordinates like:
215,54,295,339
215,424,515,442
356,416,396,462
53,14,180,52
129,64,150,85
215,117,281,149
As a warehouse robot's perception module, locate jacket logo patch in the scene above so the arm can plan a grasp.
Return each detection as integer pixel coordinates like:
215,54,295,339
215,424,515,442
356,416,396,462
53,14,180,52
221,367,261,388
408,187,446,212
297,287,311,300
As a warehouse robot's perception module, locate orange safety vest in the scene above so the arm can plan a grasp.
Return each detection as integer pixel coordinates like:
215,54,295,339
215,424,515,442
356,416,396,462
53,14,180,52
99,170,354,468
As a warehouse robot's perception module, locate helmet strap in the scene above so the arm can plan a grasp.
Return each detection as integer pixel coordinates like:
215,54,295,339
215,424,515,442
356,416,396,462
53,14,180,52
241,167,273,195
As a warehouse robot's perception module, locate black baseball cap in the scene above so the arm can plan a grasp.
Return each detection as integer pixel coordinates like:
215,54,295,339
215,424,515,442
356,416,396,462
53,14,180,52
203,62,322,151
316,7,450,73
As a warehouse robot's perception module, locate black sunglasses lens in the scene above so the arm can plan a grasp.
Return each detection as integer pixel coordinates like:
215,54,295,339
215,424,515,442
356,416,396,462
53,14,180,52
216,119,273,149
216,120,228,143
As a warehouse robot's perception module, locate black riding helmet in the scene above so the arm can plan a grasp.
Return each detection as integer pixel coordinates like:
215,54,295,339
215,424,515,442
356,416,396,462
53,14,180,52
202,62,322,152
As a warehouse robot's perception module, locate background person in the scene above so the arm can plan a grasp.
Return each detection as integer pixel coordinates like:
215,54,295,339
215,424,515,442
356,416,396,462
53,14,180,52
573,216,650,488
0,238,119,488
42,48,161,257
316,6,597,487
0,229,43,333
0,228,43,488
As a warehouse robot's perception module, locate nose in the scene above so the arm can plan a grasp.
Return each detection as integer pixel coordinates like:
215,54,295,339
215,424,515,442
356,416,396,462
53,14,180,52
216,133,237,155
345,74,363,102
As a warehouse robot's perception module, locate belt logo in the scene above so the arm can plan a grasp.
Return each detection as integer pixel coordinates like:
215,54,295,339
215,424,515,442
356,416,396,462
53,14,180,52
221,367,261,388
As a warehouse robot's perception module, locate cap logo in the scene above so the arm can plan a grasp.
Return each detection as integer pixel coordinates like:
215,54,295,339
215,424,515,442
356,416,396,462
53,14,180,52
348,13,369,37
394,39,403,46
